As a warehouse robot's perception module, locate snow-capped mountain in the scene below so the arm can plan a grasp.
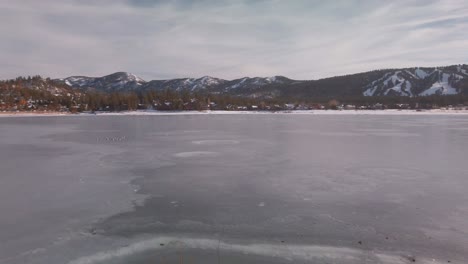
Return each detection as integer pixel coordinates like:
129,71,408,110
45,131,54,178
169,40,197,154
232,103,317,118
142,76,295,95
362,65,468,96
224,76,292,90
59,73,294,93
60,72,146,92
143,76,226,92
56,64,468,98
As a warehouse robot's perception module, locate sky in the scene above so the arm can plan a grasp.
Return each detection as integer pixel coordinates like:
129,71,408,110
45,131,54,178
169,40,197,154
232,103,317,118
1,0,468,81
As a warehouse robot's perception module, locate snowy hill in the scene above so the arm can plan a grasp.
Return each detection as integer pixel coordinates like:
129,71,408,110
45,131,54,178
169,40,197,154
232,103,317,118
59,73,294,94
224,76,293,91
2,76,80,97
56,65,468,98
60,72,146,92
362,65,468,96
143,76,226,92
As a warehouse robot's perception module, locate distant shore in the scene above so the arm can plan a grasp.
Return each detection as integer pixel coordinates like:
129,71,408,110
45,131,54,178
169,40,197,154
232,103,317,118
2,109,468,117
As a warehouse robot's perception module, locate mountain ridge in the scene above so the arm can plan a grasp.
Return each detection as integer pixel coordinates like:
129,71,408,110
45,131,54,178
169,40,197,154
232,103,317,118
49,64,468,98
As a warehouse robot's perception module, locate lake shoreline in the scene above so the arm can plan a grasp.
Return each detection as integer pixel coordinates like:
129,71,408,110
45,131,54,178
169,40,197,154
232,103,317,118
2,109,468,117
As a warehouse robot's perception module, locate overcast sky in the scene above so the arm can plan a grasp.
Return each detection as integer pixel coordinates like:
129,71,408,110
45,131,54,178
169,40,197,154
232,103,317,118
1,0,467,80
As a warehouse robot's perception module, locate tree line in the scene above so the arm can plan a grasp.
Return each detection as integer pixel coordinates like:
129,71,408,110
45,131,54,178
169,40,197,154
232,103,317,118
1,76,468,112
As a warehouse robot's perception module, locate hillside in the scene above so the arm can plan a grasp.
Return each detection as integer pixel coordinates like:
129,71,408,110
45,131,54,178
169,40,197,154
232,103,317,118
0,76,83,112
2,65,468,113
56,65,468,98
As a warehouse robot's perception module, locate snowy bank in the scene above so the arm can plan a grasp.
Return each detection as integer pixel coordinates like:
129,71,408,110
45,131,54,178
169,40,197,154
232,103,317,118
2,109,468,118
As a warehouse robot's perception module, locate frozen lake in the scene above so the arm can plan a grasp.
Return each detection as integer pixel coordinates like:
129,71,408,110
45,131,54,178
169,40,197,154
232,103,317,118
0,114,467,264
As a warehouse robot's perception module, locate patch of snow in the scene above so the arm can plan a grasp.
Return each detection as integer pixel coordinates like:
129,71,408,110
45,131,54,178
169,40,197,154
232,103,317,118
457,65,468,75
64,77,94,87
456,65,467,75
183,79,194,85
383,71,402,86
429,69,439,76
405,70,418,79
199,76,220,86
419,73,458,96
363,72,394,96
67,235,449,264
405,81,413,96
367,71,413,96
191,84,199,91
415,68,429,79
128,73,145,83
228,78,248,89
363,87,376,96
386,80,412,96
387,72,412,96
452,73,464,80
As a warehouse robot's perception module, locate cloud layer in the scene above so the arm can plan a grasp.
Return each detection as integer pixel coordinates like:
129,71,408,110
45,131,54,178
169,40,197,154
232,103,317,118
1,0,467,80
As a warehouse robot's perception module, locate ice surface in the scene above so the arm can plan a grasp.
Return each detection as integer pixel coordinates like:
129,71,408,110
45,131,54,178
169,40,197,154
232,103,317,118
191,139,240,145
173,151,219,158
1,115,468,264
3,109,468,119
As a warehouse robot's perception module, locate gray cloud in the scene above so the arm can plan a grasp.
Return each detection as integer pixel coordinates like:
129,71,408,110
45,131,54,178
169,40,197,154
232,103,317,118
0,0,467,80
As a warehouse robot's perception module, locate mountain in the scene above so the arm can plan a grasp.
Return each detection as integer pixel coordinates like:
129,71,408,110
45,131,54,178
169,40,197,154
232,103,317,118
0,76,83,112
60,72,146,92
274,65,468,99
143,76,226,92
362,65,468,96
1,76,80,97
59,73,295,95
56,64,468,98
